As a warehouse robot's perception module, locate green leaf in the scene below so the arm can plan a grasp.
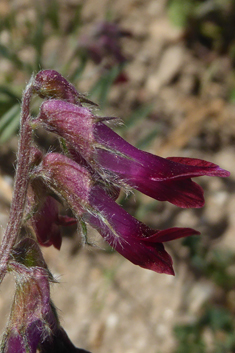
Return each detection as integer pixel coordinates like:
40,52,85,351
124,104,153,129
0,104,21,143
0,44,24,70
46,0,60,30
89,64,126,108
0,86,20,100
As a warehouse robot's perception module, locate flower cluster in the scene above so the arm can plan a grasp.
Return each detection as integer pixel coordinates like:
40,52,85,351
29,69,229,276
0,69,229,352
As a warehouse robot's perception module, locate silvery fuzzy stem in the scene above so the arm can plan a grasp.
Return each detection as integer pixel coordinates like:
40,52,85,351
0,79,34,284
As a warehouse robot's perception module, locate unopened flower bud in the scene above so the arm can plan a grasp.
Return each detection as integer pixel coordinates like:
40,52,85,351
1,240,90,353
0,263,53,353
32,70,96,106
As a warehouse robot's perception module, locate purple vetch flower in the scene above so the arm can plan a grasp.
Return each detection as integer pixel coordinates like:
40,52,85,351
1,239,90,353
26,182,77,250
85,185,200,275
35,152,200,275
78,21,131,65
29,194,77,250
1,263,53,353
37,99,230,208
77,21,131,83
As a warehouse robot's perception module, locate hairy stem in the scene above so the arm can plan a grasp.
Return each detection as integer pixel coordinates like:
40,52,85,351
0,80,34,284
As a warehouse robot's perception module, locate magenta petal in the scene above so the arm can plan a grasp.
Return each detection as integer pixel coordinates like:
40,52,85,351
95,123,229,180
140,227,200,243
3,323,43,353
26,320,44,353
95,144,206,208
30,195,62,250
94,124,230,207
167,157,230,177
87,210,175,275
146,178,206,208
86,186,200,274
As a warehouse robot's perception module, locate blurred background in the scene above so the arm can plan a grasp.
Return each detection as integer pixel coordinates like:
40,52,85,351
0,0,235,352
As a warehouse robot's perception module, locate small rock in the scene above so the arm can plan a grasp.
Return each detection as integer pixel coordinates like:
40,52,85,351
149,17,183,43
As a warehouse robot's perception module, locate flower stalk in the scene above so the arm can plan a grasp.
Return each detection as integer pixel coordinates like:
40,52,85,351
0,81,34,284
